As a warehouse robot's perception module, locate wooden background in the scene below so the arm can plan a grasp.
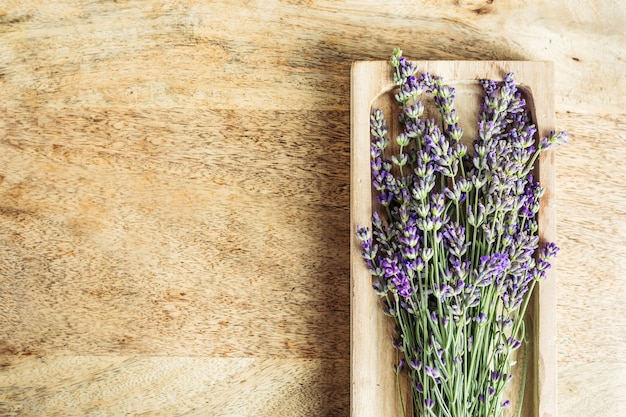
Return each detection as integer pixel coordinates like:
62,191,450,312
0,0,624,416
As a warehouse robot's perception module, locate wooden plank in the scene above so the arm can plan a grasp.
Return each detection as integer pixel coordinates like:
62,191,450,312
0,108,350,358
558,362,626,417
0,355,349,416
351,60,558,417
0,1,623,113
554,112,626,364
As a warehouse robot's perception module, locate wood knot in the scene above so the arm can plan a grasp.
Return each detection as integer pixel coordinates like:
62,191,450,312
456,0,494,14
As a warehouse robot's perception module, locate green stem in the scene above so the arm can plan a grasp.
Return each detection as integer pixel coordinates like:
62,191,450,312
515,321,529,417
397,348,407,417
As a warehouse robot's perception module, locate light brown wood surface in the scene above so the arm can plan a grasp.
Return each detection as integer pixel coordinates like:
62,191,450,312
0,1,624,416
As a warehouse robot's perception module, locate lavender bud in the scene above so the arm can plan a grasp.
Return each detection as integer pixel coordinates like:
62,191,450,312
395,90,409,104
480,79,498,96
448,124,464,142
409,359,423,371
508,337,522,349
472,176,486,190
455,142,467,158
443,186,462,203
425,365,440,379
430,193,445,217
391,153,408,167
453,278,465,295
417,203,430,218
416,151,433,169
356,226,371,242
416,217,434,231
405,101,425,119
482,223,495,244
400,300,414,314
541,241,560,261
392,337,403,350
457,177,472,193
452,261,469,281
497,316,514,330
383,303,396,316
412,184,428,201
424,398,435,409
370,266,384,278
396,133,410,147
450,304,462,316
390,48,402,67
401,246,419,261
540,130,569,149
372,280,386,296
394,359,406,373
474,313,487,324
467,204,485,227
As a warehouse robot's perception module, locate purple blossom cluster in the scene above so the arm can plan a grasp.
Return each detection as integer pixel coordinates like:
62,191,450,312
356,49,567,417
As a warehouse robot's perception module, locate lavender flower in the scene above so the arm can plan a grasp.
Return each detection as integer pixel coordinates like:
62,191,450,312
540,130,569,149
425,365,440,380
357,50,565,417
474,253,510,287
442,222,470,259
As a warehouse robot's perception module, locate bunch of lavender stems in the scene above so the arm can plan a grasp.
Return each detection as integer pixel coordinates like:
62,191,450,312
357,49,567,417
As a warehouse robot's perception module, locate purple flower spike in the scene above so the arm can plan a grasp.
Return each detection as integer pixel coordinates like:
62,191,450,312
541,242,560,260
358,50,566,416
540,130,569,149
443,222,470,258
480,79,498,96
475,253,510,287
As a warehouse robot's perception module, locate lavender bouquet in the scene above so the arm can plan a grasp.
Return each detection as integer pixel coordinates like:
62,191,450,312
356,50,567,417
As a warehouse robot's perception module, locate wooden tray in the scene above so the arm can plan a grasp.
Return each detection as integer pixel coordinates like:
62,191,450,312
350,61,557,417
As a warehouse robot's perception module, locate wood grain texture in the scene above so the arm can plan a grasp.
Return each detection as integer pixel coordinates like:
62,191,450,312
558,362,626,417
0,108,350,358
555,112,626,363
0,355,349,416
0,0,624,415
